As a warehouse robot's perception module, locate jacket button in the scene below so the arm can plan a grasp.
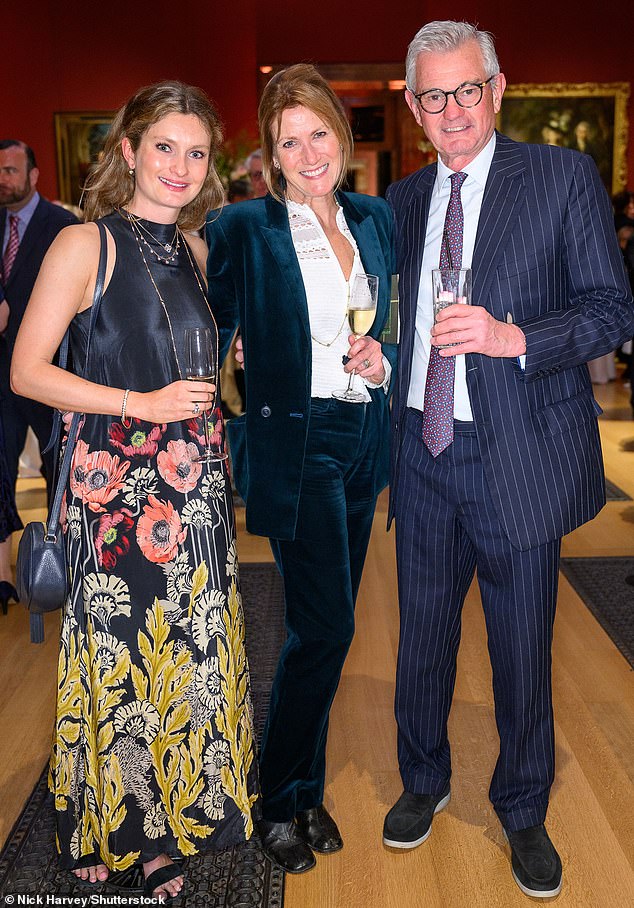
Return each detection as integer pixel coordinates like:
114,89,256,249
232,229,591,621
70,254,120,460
261,405,272,418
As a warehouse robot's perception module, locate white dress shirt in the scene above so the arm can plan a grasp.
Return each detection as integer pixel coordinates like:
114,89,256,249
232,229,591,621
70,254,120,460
407,134,496,419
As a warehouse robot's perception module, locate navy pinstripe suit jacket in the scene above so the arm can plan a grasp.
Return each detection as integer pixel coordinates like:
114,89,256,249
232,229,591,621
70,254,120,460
387,131,634,551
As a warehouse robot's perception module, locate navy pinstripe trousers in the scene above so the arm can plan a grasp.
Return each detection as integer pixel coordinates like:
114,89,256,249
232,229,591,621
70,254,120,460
394,407,560,832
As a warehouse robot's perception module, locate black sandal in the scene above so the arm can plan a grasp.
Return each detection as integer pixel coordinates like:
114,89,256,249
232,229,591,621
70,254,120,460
143,861,184,903
71,854,109,882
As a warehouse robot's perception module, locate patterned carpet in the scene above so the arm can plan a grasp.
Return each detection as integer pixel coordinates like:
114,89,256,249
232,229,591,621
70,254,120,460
0,562,286,907
605,478,632,501
560,557,634,668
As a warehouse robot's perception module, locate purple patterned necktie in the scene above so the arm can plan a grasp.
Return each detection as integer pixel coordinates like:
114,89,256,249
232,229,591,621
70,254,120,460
422,171,467,456
2,214,20,283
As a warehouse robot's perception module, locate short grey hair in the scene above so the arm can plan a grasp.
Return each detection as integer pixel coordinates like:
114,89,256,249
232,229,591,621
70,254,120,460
245,148,262,169
405,20,500,91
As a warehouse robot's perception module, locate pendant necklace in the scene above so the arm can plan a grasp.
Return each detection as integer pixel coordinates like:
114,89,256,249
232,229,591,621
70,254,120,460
122,209,181,265
310,281,350,347
123,211,219,382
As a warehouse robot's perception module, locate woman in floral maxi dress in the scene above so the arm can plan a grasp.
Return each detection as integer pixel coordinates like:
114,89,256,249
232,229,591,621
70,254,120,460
11,81,257,902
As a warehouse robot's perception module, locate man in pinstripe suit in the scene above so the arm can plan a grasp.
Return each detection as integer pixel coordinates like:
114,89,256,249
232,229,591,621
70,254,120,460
383,20,634,899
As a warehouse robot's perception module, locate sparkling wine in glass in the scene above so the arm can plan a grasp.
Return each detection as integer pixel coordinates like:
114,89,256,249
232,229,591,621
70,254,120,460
333,273,379,404
184,326,227,463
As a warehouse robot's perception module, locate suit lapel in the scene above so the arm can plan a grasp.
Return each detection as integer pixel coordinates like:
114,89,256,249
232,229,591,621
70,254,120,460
4,198,47,289
397,169,434,400
0,211,5,289
340,192,386,338
472,134,527,311
259,194,311,343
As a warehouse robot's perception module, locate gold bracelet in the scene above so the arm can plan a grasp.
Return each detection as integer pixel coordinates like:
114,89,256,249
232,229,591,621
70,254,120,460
121,389,132,428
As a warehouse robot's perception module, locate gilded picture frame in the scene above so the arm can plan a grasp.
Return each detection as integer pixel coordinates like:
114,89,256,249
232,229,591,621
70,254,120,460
54,111,115,206
498,82,630,195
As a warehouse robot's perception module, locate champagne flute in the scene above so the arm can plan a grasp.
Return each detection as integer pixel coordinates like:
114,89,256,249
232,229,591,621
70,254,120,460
333,273,379,403
184,326,227,463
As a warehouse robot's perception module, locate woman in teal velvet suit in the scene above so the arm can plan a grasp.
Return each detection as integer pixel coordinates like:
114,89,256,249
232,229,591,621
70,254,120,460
206,64,395,874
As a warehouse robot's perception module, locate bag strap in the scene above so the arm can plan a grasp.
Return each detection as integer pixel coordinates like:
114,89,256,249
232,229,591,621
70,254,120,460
29,222,108,644
43,220,109,459
46,220,108,536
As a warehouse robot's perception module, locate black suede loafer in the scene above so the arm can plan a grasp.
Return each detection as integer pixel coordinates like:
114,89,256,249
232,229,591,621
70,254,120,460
296,805,343,854
505,824,562,899
383,786,451,848
258,819,316,874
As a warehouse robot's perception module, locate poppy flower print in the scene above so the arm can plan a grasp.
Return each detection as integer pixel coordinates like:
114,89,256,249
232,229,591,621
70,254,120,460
95,508,135,569
109,419,167,459
186,407,224,450
137,495,187,563
157,439,202,493
70,439,129,513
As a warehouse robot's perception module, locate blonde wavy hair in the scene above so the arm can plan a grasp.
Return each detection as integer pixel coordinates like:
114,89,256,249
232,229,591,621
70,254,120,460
258,64,353,203
82,80,224,231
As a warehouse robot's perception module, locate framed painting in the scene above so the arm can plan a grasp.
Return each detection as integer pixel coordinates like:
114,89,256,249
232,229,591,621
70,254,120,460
498,82,630,195
54,111,115,206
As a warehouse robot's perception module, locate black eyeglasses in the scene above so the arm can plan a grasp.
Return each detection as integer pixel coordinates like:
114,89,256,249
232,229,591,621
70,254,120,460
413,75,496,114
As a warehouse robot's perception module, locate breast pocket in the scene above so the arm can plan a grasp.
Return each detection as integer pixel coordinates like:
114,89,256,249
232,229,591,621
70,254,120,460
496,250,551,281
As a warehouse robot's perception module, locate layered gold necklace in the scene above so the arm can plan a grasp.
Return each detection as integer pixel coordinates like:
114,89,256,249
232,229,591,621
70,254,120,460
126,210,181,264
119,209,218,382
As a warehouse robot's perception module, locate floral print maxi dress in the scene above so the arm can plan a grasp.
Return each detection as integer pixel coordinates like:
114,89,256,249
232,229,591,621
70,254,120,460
52,212,257,870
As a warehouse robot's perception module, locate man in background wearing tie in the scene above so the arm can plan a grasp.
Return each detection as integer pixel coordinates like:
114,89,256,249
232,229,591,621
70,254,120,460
383,21,634,899
0,139,78,495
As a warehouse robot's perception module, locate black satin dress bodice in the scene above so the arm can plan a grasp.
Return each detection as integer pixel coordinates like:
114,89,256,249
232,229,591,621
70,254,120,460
70,211,217,390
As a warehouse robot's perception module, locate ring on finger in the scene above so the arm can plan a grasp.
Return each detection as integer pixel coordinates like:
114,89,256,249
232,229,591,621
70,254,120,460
193,402,200,415
363,358,371,369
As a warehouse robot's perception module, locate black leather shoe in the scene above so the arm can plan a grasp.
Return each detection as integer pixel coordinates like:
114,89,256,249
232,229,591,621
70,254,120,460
0,581,18,615
296,805,343,854
258,820,316,874
505,824,562,898
383,786,450,848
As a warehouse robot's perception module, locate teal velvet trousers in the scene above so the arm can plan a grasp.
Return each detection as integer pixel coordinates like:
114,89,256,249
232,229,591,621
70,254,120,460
260,397,381,821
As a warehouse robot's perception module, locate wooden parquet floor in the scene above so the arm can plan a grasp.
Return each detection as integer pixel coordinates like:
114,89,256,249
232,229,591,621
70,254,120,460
1,374,633,907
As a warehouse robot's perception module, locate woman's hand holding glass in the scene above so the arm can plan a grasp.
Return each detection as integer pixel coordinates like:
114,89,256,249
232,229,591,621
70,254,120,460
342,334,385,385
333,274,381,402
185,326,227,463
129,379,216,424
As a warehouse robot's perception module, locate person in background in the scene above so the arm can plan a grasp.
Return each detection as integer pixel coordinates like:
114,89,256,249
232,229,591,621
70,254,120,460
613,195,634,382
207,63,395,875
0,381,21,615
245,148,267,198
384,19,634,900
227,178,251,203
623,229,634,413
613,189,634,232
0,140,79,498
11,81,257,901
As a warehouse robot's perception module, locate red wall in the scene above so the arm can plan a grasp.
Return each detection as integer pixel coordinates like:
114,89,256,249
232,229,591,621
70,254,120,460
5,1,632,199
5,1,259,199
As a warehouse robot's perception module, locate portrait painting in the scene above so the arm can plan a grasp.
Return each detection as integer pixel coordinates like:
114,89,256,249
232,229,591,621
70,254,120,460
498,82,629,195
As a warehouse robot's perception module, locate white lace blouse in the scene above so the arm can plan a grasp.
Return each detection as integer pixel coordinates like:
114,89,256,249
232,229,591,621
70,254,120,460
287,200,389,401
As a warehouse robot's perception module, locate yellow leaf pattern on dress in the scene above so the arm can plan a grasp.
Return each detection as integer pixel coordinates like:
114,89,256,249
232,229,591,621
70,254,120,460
215,578,257,837
51,465,256,867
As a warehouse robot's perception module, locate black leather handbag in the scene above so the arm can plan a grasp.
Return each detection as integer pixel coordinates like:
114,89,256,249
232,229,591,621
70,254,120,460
16,221,108,643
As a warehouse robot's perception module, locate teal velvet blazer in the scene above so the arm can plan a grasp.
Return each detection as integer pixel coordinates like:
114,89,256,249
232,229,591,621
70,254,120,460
206,191,396,541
